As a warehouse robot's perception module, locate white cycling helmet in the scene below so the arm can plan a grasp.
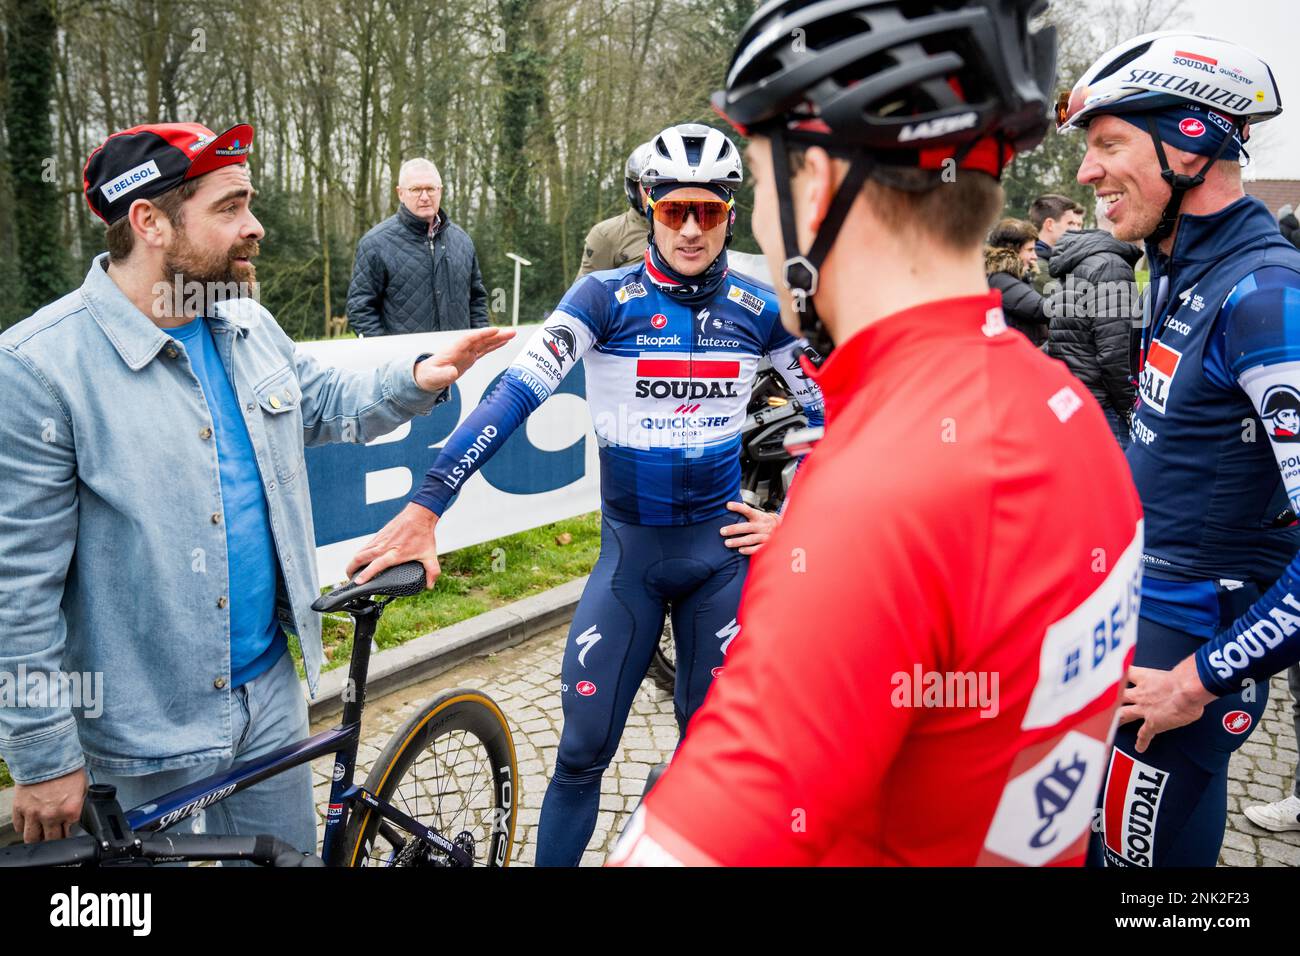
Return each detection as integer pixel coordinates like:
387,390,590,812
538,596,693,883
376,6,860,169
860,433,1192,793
639,123,743,192
1057,31,1281,132
1058,31,1282,242
623,142,654,212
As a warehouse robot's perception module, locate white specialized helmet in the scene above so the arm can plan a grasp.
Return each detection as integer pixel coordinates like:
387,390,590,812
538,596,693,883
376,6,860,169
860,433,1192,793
1057,31,1281,132
639,123,743,192
1058,31,1282,243
623,142,654,212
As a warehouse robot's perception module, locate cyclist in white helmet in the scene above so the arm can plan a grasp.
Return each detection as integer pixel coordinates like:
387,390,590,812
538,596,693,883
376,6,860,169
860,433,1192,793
1057,31,1300,866
347,121,823,866
576,142,654,280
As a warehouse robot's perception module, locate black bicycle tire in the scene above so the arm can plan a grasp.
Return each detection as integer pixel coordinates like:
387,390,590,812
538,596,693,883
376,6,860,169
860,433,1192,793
645,621,676,693
341,688,518,867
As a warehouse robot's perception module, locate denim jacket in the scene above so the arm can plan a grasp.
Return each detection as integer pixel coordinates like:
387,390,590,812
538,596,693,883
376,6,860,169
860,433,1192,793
0,254,444,783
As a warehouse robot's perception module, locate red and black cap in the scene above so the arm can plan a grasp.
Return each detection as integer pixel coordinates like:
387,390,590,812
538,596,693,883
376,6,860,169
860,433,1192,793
83,122,254,225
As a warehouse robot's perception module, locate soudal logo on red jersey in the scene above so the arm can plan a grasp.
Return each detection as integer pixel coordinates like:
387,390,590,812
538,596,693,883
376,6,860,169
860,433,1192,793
635,357,741,399
1102,750,1169,867
1222,710,1252,735
1139,340,1183,415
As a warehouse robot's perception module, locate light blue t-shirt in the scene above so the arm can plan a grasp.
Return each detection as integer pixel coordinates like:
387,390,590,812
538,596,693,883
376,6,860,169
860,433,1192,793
171,316,286,687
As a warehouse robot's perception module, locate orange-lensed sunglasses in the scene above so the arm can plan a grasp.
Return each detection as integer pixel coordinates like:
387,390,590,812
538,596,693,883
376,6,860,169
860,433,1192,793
648,198,732,230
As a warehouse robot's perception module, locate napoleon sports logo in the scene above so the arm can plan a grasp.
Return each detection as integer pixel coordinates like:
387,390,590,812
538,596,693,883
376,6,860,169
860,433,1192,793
1102,750,1169,867
1139,340,1183,415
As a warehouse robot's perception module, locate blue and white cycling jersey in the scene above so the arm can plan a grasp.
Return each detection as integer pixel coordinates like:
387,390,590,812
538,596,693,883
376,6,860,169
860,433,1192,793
1124,196,1300,694
411,257,824,526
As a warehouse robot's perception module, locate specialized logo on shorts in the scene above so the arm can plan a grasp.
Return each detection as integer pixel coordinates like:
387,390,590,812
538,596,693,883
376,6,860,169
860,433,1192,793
1179,117,1207,137
717,618,740,656
726,284,765,316
1223,710,1253,734
1260,385,1300,442
1102,749,1170,867
1138,340,1183,415
575,624,602,668
981,730,1107,866
650,312,668,328
615,282,648,304
576,680,597,697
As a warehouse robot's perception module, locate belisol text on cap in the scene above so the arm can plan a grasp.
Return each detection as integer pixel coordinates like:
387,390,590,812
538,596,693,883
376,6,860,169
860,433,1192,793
101,160,162,202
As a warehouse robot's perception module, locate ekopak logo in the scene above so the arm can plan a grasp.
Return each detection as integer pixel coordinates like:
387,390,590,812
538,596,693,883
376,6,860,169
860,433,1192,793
651,313,668,329
1179,117,1207,138
576,680,597,697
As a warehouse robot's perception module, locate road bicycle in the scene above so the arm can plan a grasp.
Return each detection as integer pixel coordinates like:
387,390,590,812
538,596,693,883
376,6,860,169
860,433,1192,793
0,561,518,868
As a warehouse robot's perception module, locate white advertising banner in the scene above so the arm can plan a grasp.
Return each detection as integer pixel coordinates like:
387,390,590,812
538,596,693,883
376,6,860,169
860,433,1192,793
298,325,599,585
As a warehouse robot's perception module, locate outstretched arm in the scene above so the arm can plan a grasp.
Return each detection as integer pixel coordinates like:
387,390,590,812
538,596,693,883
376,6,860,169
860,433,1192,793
347,311,598,586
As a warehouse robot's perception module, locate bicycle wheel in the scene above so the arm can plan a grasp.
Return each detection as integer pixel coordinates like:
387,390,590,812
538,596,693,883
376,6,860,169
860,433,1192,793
644,618,676,693
342,688,518,867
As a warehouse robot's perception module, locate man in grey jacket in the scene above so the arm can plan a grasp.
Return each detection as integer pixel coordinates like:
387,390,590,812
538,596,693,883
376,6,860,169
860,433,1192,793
0,122,510,848
347,158,490,335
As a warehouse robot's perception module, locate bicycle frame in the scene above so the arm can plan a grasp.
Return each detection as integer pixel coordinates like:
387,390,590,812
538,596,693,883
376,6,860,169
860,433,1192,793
116,601,471,867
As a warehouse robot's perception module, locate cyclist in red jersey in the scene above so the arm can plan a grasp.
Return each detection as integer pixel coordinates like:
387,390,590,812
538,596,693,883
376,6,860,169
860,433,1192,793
608,0,1146,867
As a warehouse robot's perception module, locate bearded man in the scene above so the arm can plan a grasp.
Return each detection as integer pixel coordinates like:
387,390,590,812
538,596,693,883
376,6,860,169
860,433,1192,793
0,122,511,850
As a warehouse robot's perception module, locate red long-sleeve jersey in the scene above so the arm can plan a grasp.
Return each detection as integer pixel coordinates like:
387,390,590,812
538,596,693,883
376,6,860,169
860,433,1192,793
609,292,1144,866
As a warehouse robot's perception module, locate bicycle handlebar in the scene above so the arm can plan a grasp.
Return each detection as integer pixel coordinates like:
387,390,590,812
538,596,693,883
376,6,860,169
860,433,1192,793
0,831,324,868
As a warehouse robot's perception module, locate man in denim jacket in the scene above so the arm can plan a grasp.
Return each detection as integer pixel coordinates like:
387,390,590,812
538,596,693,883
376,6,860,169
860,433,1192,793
0,122,511,848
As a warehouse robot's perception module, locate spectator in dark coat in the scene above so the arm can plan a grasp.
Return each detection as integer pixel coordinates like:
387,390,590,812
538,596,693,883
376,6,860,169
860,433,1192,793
985,218,1049,347
1279,204,1300,249
1045,197,1141,446
1027,194,1084,293
347,158,490,336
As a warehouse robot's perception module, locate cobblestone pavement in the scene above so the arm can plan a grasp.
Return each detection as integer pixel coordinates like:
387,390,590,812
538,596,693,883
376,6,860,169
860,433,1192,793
310,623,673,867
1220,672,1300,866
311,624,1300,867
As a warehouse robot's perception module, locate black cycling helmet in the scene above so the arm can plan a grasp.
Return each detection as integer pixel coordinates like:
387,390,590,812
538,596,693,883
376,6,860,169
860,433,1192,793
712,0,1058,356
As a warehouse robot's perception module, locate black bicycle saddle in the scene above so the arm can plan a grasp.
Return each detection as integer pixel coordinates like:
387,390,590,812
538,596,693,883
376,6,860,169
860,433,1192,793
311,561,428,613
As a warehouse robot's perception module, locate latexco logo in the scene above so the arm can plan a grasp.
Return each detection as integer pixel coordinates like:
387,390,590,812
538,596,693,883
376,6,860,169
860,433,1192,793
50,886,151,936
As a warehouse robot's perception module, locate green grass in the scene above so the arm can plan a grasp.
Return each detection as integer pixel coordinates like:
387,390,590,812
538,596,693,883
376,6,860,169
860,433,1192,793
302,510,601,674
0,511,602,792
